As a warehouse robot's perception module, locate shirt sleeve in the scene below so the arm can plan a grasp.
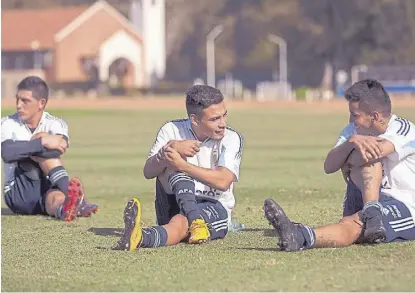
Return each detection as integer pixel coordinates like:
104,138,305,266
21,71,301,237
147,122,175,158
334,123,356,148
378,117,415,161
1,117,12,143
49,118,69,139
217,130,244,182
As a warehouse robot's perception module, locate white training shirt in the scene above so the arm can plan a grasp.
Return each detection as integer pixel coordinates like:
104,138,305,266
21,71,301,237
1,111,69,184
335,114,415,219
148,118,244,214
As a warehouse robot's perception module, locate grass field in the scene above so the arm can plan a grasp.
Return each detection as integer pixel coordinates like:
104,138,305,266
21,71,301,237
2,101,415,291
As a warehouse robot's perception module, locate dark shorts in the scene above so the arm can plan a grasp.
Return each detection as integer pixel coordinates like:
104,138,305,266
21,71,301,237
344,182,415,242
3,165,51,215
154,178,229,240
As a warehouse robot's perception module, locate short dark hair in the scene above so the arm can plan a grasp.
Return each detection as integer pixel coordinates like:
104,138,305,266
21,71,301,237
185,85,224,116
344,79,391,115
17,76,49,102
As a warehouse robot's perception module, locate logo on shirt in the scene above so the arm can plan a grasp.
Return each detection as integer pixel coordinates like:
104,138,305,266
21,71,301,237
196,187,221,198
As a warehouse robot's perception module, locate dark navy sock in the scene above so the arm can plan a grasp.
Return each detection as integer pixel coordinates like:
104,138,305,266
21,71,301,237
139,226,168,248
297,224,316,249
168,172,201,224
48,166,69,195
362,201,383,219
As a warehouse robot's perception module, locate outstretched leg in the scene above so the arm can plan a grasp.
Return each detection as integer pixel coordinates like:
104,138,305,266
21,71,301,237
264,198,364,251
114,198,189,251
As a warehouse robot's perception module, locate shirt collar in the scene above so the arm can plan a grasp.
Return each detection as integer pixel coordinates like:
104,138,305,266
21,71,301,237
185,119,211,143
17,111,47,128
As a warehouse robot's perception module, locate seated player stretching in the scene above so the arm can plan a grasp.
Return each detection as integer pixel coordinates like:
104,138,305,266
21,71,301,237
264,79,415,251
115,85,244,251
2,76,98,221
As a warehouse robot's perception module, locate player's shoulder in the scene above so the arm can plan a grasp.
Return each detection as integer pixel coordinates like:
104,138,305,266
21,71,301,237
1,113,20,128
44,112,68,124
387,115,414,137
43,112,68,129
161,118,189,130
169,118,189,128
156,118,189,135
224,126,244,145
340,123,356,136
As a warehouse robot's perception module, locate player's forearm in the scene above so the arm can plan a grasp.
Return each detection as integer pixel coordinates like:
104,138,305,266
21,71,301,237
180,163,231,192
35,149,63,159
324,142,355,174
143,153,167,179
345,149,365,167
1,139,44,163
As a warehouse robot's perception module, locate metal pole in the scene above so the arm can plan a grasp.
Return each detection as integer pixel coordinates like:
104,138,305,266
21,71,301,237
351,64,368,85
206,25,223,87
268,34,288,98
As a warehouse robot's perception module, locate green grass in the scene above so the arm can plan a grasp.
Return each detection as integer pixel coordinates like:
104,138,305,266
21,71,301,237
2,105,415,291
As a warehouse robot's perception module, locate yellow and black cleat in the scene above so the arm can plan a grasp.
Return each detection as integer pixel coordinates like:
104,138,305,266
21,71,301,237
114,198,143,251
188,218,210,244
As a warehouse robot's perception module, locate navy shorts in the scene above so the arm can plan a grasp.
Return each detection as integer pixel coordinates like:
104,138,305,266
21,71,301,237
154,178,229,240
3,165,51,215
343,182,415,242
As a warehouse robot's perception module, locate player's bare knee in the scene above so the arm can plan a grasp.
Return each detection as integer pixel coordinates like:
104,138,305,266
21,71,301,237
340,213,363,238
165,166,187,179
171,214,189,237
36,158,63,173
350,161,382,175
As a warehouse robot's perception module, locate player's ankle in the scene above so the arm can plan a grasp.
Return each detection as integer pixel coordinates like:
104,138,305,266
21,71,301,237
363,201,383,219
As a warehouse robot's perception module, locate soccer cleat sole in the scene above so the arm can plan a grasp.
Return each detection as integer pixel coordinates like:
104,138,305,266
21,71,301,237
64,177,84,222
364,227,386,244
115,198,142,251
264,198,301,252
189,237,210,245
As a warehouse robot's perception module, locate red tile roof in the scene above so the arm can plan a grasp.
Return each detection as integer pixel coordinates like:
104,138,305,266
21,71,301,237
1,6,88,51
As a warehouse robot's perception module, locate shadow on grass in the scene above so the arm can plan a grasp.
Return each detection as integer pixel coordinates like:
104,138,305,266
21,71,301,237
1,208,18,216
241,228,278,237
232,247,281,252
87,227,123,237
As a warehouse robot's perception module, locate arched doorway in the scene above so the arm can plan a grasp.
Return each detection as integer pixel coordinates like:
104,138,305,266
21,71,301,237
108,57,134,88
99,30,144,88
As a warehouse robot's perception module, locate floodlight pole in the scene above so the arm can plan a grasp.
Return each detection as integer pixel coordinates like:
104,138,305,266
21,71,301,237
268,34,288,97
206,25,224,88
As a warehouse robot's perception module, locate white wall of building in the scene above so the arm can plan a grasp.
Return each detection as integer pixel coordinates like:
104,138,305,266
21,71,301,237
130,0,166,87
99,30,143,87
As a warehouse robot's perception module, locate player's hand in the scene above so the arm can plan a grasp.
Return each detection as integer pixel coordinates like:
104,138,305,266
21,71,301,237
168,140,200,157
40,134,68,154
164,146,187,171
157,144,175,161
348,134,382,162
